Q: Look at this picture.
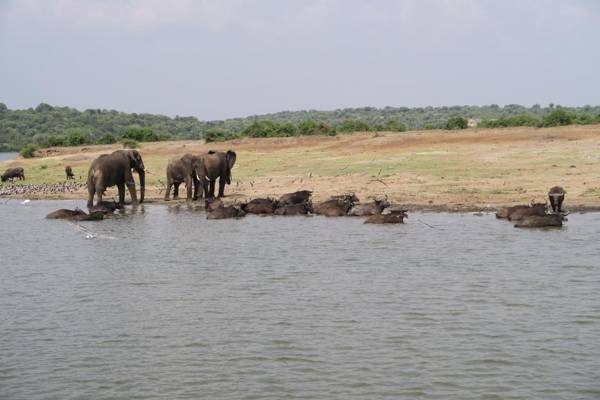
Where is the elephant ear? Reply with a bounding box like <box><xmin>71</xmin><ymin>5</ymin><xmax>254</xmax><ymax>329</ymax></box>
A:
<box><xmin>226</xmin><ymin>150</ymin><xmax>236</xmax><ymax>170</ymax></box>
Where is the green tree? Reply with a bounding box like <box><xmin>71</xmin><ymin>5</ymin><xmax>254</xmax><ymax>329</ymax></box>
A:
<box><xmin>97</xmin><ymin>134</ymin><xmax>117</xmax><ymax>144</ymax></box>
<box><xmin>542</xmin><ymin>109</ymin><xmax>574</xmax><ymax>127</ymax></box>
<box><xmin>20</xmin><ymin>144</ymin><xmax>39</xmax><ymax>158</ymax></box>
<box><xmin>445</xmin><ymin>116</ymin><xmax>468</xmax><ymax>130</ymax></box>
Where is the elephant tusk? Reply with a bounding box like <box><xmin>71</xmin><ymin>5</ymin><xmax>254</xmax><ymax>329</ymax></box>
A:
<box><xmin>196</xmin><ymin>173</ymin><xmax>201</xmax><ymax>181</ymax></box>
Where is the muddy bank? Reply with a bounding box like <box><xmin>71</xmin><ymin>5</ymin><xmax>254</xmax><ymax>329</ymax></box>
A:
<box><xmin>0</xmin><ymin>182</ymin><xmax>87</xmax><ymax>197</ymax></box>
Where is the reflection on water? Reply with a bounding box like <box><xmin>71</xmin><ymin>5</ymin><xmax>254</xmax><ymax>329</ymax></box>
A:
<box><xmin>0</xmin><ymin>152</ymin><xmax>18</xmax><ymax>161</ymax></box>
<box><xmin>1</xmin><ymin>200</ymin><xmax>600</xmax><ymax>399</ymax></box>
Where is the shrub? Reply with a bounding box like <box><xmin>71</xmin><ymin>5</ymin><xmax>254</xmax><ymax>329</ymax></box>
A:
<box><xmin>44</xmin><ymin>135</ymin><xmax>67</xmax><ymax>147</ymax></box>
<box><xmin>20</xmin><ymin>144</ymin><xmax>39</xmax><ymax>158</ymax></box>
<box><xmin>123</xmin><ymin>127</ymin><xmax>157</xmax><ymax>142</ymax></box>
<box><xmin>445</xmin><ymin>116</ymin><xmax>468</xmax><ymax>130</ymax></box>
<box><xmin>298</xmin><ymin>120</ymin><xmax>318</xmax><ymax>135</ymax></box>
<box><xmin>542</xmin><ymin>109</ymin><xmax>574</xmax><ymax>127</ymax></box>
<box><xmin>67</xmin><ymin>131</ymin><xmax>87</xmax><ymax>146</ymax></box>
<box><xmin>97</xmin><ymin>134</ymin><xmax>117</xmax><ymax>144</ymax></box>
<box><xmin>40</xmin><ymin>164</ymin><xmax>48</xmax><ymax>170</ymax></box>
<box><xmin>122</xmin><ymin>139</ymin><xmax>139</xmax><ymax>149</ymax></box>
<box><xmin>338</xmin><ymin>119</ymin><xmax>371</xmax><ymax>132</ymax></box>
<box><xmin>204</xmin><ymin>128</ymin><xmax>236</xmax><ymax>143</ymax></box>
<box><xmin>241</xmin><ymin>120</ymin><xmax>280</xmax><ymax>138</ymax></box>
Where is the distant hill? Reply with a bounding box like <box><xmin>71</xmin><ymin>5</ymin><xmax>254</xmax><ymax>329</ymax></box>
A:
<box><xmin>1</xmin><ymin>102</ymin><xmax>599</xmax><ymax>151</ymax></box>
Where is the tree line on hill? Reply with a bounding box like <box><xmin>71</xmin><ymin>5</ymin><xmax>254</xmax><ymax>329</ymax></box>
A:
<box><xmin>1</xmin><ymin>102</ymin><xmax>599</xmax><ymax>156</ymax></box>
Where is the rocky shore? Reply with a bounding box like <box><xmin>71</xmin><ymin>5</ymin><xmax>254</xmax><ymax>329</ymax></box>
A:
<box><xmin>0</xmin><ymin>182</ymin><xmax>87</xmax><ymax>197</ymax></box>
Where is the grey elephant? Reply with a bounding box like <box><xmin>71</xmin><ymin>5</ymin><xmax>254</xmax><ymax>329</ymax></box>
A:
<box><xmin>203</xmin><ymin>150</ymin><xmax>236</xmax><ymax>198</ymax></box>
<box><xmin>1</xmin><ymin>167</ymin><xmax>25</xmax><ymax>182</ymax></box>
<box><xmin>165</xmin><ymin>154</ymin><xmax>206</xmax><ymax>201</ymax></box>
<box><xmin>87</xmin><ymin>150</ymin><xmax>145</xmax><ymax>208</ymax></box>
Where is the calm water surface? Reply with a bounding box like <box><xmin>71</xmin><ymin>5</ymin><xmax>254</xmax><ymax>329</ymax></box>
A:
<box><xmin>1</xmin><ymin>200</ymin><xmax>599</xmax><ymax>399</ymax></box>
<box><xmin>0</xmin><ymin>152</ymin><xmax>18</xmax><ymax>161</ymax></box>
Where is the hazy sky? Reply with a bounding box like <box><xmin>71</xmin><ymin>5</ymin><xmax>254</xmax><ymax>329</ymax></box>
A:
<box><xmin>1</xmin><ymin>0</ymin><xmax>599</xmax><ymax>120</ymax></box>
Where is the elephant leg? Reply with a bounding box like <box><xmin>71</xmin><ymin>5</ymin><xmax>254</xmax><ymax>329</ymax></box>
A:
<box><xmin>218</xmin><ymin>177</ymin><xmax>225</xmax><ymax>198</ymax></box>
<box><xmin>209</xmin><ymin>180</ymin><xmax>216</xmax><ymax>198</ymax></box>
<box><xmin>87</xmin><ymin>186</ymin><xmax>95</xmax><ymax>207</ymax></box>
<box><xmin>127</xmin><ymin>182</ymin><xmax>138</xmax><ymax>204</ymax></box>
<box><xmin>173</xmin><ymin>183</ymin><xmax>180</xmax><ymax>199</ymax></box>
<box><xmin>164</xmin><ymin>178</ymin><xmax>172</xmax><ymax>201</ymax></box>
<box><xmin>117</xmin><ymin>183</ymin><xmax>126</xmax><ymax>207</ymax></box>
<box><xmin>185</xmin><ymin>177</ymin><xmax>192</xmax><ymax>200</ymax></box>
<box><xmin>192</xmin><ymin>177</ymin><xmax>199</xmax><ymax>200</ymax></box>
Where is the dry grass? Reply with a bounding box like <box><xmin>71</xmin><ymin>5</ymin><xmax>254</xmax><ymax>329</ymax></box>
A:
<box><xmin>3</xmin><ymin>124</ymin><xmax>600</xmax><ymax>208</ymax></box>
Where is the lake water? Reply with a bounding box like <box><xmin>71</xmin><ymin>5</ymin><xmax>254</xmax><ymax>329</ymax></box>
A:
<box><xmin>0</xmin><ymin>152</ymin><xmax>18</xmax><ymax>161</ymax></box>
<box><xmin>1</xmin><ymin>200</ymin><xmax>599</xmax><ymax>399</ymax></box>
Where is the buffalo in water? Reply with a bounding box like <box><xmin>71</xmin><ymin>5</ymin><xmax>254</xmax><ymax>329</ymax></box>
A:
<box><xmin>274</xmin><ymin>202</ymin><xmax>312</xmax><ymax>215</ymax></box>
<box><xmin>514</xmin><ymin>214</ymin><xmax>564</xmax><ymax>228</ymax></box>
<box><xmin>496</xmin><ymin>203</ymin><xmax>547</xmax><ymax>221</ymax></box>
<box><xmin>349</xmin><ymin>198</ymin><xmax>390</xmax><ymax>216</ymax></box>
<box><xmin>365</xmin><ymin>209</ymin><xmax>408</xmax><ymax>224</ymax></box>
<box><xmin>313</xmin><ymin>194</ymin><xmax>359</xmax><ymax>217</ymax></box>
<box><xmin>548</xmin><ymin>186</ymin><xmax>566</xmax><ymax>213</ymax></box>
<box><xmin>242</xmin><ymin>198</ymin><xmax>278</xmax><ymax>214</ymax></box>
<box><xmin>1</xmin><ymin>167</ymin><xmax>25</xmax><ymax>182</ymax></box>
<box><xmin>46</xmin><ymin>208</ymin><xmax>105</xmax><ymax>221</ymax></box>
<box><xmin>278</xmin><ymin>190</ymin><xmax>312</xmax><ymax>206</ymax></box>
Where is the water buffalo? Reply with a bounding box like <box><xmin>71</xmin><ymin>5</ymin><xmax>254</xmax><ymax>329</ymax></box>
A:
<box><xmin>508</xmin><ymin>203</ymin><xmax>547</xmax><ymax>221</ymax></box>
<box><xmin>242</xmin><ymin>198</ymin><xmax>278</xmax><ymax>214</ymax></box>
<box><xmin>514</xmin><ymin>214</ymin><xmax>563</xmax><ymax>228</ymax></box>
<box><xmin>65</xmin><ymin>165</ymin><xmax>75</xmax><ymax>180</ymax></box>
<box><xmin>349</xmin><ymin>199</ymin><xmax>390</xmax><ymax>216</ymax></box>
<box><xmin>314</xmin><ymin>194</ymin><xmax>358</xmax><ymax>217</ymax></box>
<box><xmin>278</xmin><ymin>190</ymin><xmax>312</xmax><ymax>206</ymax></box>
<box><xmin>46</xmin><ymin>208</ymin><xmax>104</xmax><ymax>221</ymax></box>
<box><xmin>1</xmin><ymin>167</ymin><xmax>25</xmax><ymax>182</ymax></box>
<box><xmin>205</xmin><ymin>197</ymin><xmax>224</xmax><ymax>212</ymax></box>
<box><xmin>365</xmin><ymin>209</ymin><xmax>408</xmax><ymax>224</ymax></box>
<box><xmin>206</xmin><ymin>204</ymin><xmax>246</xmax><ymax>220</ymax></box>
<box><xmin>548</xmin><ymin>186</ymin><xmax>566</xmax><ymax>213</ymax></box>
<box><xmin>274</xmin><ymin>202</ymin><xmax>312</xmax><ymax>215</ymax></box>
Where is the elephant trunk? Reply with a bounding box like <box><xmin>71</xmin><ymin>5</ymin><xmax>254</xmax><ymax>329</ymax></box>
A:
<box><xmin>138</xmin><ymin>169</ymin><xmax>145</xmax><ymax>203</ymax></box>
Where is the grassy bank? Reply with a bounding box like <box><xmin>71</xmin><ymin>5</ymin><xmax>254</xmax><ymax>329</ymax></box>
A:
<box><xmin>2</xmin><ymin>125</ymin><xmax>600</xmax><ymax>209</ymax></box>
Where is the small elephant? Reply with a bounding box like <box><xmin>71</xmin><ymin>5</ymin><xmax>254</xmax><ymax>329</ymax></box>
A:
<box><xmin>349</xmin><ymin>199</ymin><xmax>390</xmax><ymax>216</ymax></box>
<box><xmin>514</xmin><ymin>214</ymin><xmax>563</xmax><ymax>228</ymax></box>
<box><xmin>203</xmin><ymin>150</ymin><xmax>236</xmax><ymax>198</ymax></box>
<box><xmin>548</xmin><ymin>186</ymin><xmax>566</xmax><ymax>213</ymax></box>
<box><xmin>1</xmin><ymin>167</ymin><xmax>25</xmax><ymax>182</ymax></box>
<box><xmin>165</xmin><ymin>154</ymin><xmax>206</xmax><ymax>201</ymax></box>
<box><xmin>87</xmin><ymin>150</ymin><xmax>145</xmax><ymax>208</ymax></box>
<box><xmin>242</xmin><ymin>198</ymin><xmax>279</xmax><ymax>214</ymax></box>
<box><xmin>65</xmin><ymin>165</ymin><xmax>75</xmax><ymax>180</ymax></box>
<box><xmin>278</xmin><ymin>190</ymin><xmax>312</xmax><ymax>206</ymax></box>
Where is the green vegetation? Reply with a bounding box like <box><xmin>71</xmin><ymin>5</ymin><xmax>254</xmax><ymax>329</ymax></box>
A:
<box><xmin>121</xmin><ymin>139</ymin><xmax>139</xmax><ymax>149</ymax></box>
<box><xmin>1</xmin><ymin>102</ymin><xmax>600</xmax><ymax>151</ymax></box>
<box><xmin>445</xmin><ymin>116</ymin><xmax>468</xmax><ymax>130</ymax></box>
<box><xmin>19</xmin><ymin>143</ymin><xmax>39</xmax><ymax>158</ymax></box>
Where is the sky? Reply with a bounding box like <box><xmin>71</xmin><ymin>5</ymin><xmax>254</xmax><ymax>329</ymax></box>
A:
<box><xmin>1</xmin><ymin>0</ymin><xmax>599</xmax><ymax>120</ymax></box>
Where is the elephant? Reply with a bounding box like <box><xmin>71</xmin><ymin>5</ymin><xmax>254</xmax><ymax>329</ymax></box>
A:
<box><xmin>278</xmin><ymin>190</ymin><xmax>312</xmax><ymax>206</ymax></box>
<box><xmin>165</xmin><ymin>154</ymin><xmax>206</xmax><ymax>201</ymax></box>
<box><xmin>349</xmin><ymin>199</ymin><xmax>390</xmax><ymax>216</ymax></box>
<box><xmin>274</xmin><ymin>202</ymin><xmax>312</xmax><ymax>215</ymax></box>
<box><xmin>242</xmin><ymin>198</ymin><xmax>278</xmax><ymax>214</ymax></box>
<box><xmin>1</xmin><ymin>167</ymin><xmax>25</xmax><ymax>182</ymax></box>
<box><xmin>87</xmin><ymin>150</ymin><xmax>145</xmax><ymax>208</ymax></box>
<box><xmin>548</xmin><ymin>186</ymin><xmax>566</xmax><ymax>213</ymax></box>
<box><xmin>203</xmin><ymin>150</ymin><xmax>236</xmax><ymax>198</ymax></box>
<box><xmin>46</xmin><ymin>208</ymin><xmax>105</xmax><ymax>221</ymax></box>
<box><xmin>514</xmin><ymin>214</ymin><xmax>563</xmax><ymax>228</ymax></box>
<box><xmin>313</xmin><ymin>194</ymin><xmax>358</xmax><ymax>217</ymax></box>
<box><xmin>364</xmin><ymin>209</ymin><xmax>408</xmax><ymax>224</ymax></box>
<box><xmin>507</xmin><ymin>203</ymin><xmax>547</xmax><ymax>221</ymax></box>
<box><xmin>206</xmin><ymin>204</ymin><xmax>246</xmax><ymax>220</ymax></box>
<box><xmin>65</xmin><ymin>165</ymin><xmax>75</xmax><ymax>180</ymax></box>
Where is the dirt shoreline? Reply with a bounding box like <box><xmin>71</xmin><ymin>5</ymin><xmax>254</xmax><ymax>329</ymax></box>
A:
<box><xmin>2</xmin><ymin>125</ymin><xmax>600</xmax><ymax>209</ymax></box>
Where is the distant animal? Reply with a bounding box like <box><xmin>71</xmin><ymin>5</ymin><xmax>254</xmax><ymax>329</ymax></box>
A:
<box><xmin>165</xmin><ymin>154</ymin><xmax>206</xmax><ymax>201</ymax></box>
<box><xmin>65</xmin><ymin>165</ymin><xmax>75</xmax><ymax>180</ymax></box>
<box><xmin>514</xmin><ymin>214</ymin><xmax>563</xmax><ymax>228</ymax></box>
<box><xmin>364</xmin><ymin>209</ymin><xmax>408</xmax><ymax>224</ymax></box>
<box><xmin>1</xmin><ymin>167</ymin><xmax>25</xmax><ymax>182</ymax></box>
<box><xmin>242</xmin><ymin>198</ymin><xmax>278</xmax><ymax>214</ymax></box>
<box><xmin>274</xmin><ymin>202</ymin><xmax>312</xmax><ymax>215</ymax></box>
<box><xmin>278</xmin><ymin>190</ymin><xmax>312</xmax><ymax>206</ymax></box>
<box><xmin>508</xmin><ymin>203</ymin><xmax>547</xmax><ymax>221</ymax></box>
<box><xmin>349</xmin><ymin>198</ymin><xmax>390</xmax><ymax>216</ymax></box>
<box><xmin>87</xmin><ymin>150</ymin><xmax>145</xmax><ymax>208</ymax></box>
<box><xmin>203</xmin><ymin>150</ymin><xmax>236</xmax><ymax>198</ymax></box>
<box><xmin>206</xmin><ymin>204</ymin><xmax>246</xmax><ymax>220</ymax></box>
<box><xmin>46</xmin><ymin>208</ymin><xmax>105</xmax><ymax>221</ymax></box>
<box><xmin>205</xmin><ymin>197</ymin><xmax>224</xmax><ymax>212</ymax></box>
<box><xmin>313</xmin><ymin>194</ymin><xmax>359</xmax><ymax>217</ymax></box>
<box><xmin>548</xmin><ymin>186</ymin><xmax>566</xmax><ymax>213</ymax></box>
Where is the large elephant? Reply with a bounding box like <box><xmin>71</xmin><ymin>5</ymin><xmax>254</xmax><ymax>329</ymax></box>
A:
<box><xmin>203</xmin><ymin>150</ymin><xmax>236</xmax><ymax>198</ymax></box>
<box><xmin>87</xmin><ymin>150</ymin><xmax>145</xmax><ymax>208</ymax></box>
<box><xmin>165</xmin><ymin>154</ymin><xmax>206</xmax><ymax>201</ymax></box>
